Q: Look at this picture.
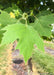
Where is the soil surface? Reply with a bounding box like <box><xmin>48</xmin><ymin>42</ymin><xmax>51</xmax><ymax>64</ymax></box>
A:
<box><xmin>12</xmin><ymin>49</ymin><xmax>33</xmax><ymax>75</ymax></box>
<box><xmin>45</xmin><ymin>47</ymin><xmax>54</xmax><ymax>55</ymax></box>
<box><xmin>11</xmin><ymin>41</ymin><xmax>54</xmax><ymax>75</ymax></box>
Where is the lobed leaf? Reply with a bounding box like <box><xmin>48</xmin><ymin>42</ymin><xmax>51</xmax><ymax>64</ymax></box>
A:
<box><xmin>1</xmin><ymin>22</ymin><xmax>44</xmax><ymax>62</ymax></box>
<box><xmin>0</xmin><ymin>10</ymin><xmax>17</xmax><ymax>29</ymax></box>
<box><xmin>30</xmin><ymin>12</ymin><xmax>54</xmax><ymax>37</ymax></box>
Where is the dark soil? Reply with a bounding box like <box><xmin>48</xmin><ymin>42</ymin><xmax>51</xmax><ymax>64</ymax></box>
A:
<box><xmin>12</xmin><ymin>49</ymin><xmax>32</xmax><ymax>75</ymax></box>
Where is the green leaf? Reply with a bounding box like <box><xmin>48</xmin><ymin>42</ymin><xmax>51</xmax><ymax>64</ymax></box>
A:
<box><xmin>4</xmin><ymin>7</ymin><xmax>13</xmax><ymax>13</ymax></box>
<box><xmin>36</xmin><ymin>10</ymin><xmax>51</xmax><ymax>17</ymax></box>
<box><xmin>4</xmin><ymin>4</ymin><xmax>22</xmax><ymax>14</ymax></box>
<box><xmin>31</xmin><ymin>13</ymin><xmax>54</xmax><ymax>37</ymax></box>
<box><xmin>0</xmin><ymin>5</ymin><xmax>3</xmax><ymax>9</ymax></box>
<box><xmin>0</xmin><ymin>30</ymin><xmax>5</xmax><ymax>43</ymax></box>
<box><xmin>1</xmin><ymin>22</ymin><xmax>44</xmax><ymax>62</ymax></box>
<box><xmin>0</xmin><ymin>10</ymin><xmax>17</xmax><ymax>29</ymax></box>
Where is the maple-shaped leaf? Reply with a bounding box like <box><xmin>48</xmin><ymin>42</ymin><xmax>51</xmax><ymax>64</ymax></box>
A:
<box><xmin>1</xmin><ymin>22</ymin><xmax>44</xmax><ymax>62</ymax></box>
<box><xmin>0</xmin><ymin>10</ymin><xmax>17</xmax><ymax>29</ymax></box>
<box><xmin>31</xmin><ymin>13</ymin><xmax>54</xmax><ymax>37</ymax></box>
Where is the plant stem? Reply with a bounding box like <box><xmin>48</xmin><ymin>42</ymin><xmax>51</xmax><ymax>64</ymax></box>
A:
<box><xmin>25</xmin><ymin>19</ymin><xmax>28</xmax><ymax>27</ymax></box>
<box><xmin>17</xmin><ymin>17</ymin><xmax>22</xmax><ymax>22</ymax></box>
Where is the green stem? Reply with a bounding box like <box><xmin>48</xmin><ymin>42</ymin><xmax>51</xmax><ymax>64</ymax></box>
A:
<box><xmin>17</xmin><ymin>17</ymin><xmax>22</xmax><ymax>22</ymax></box>
<box><xmin>25</xmin><ymin>19</ymin><xmax>28</xmax><ymax>27</ymax></box>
